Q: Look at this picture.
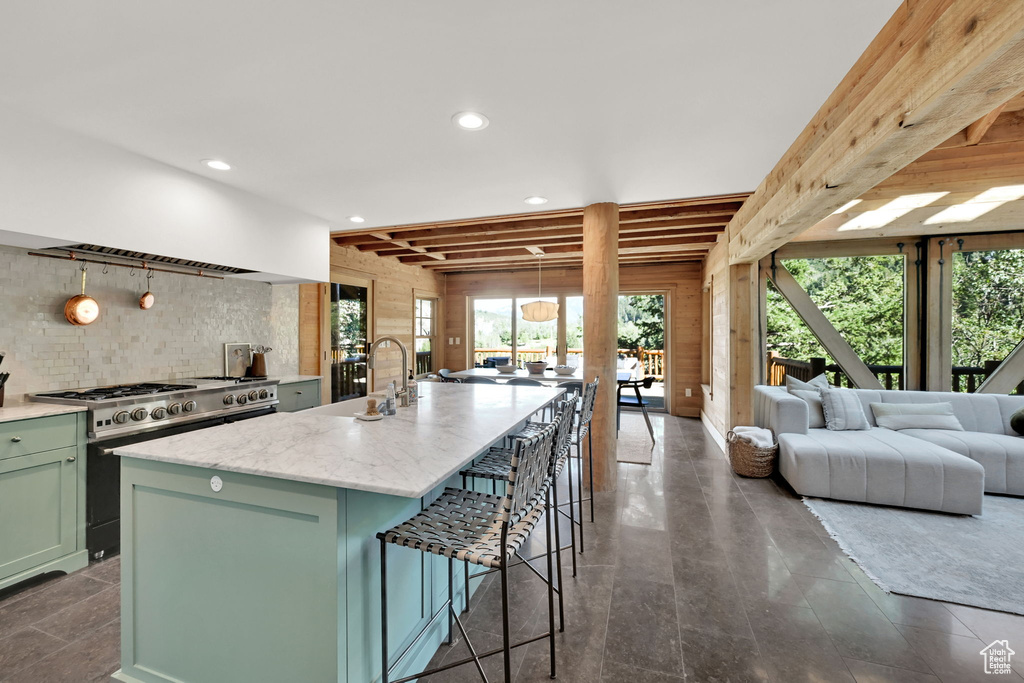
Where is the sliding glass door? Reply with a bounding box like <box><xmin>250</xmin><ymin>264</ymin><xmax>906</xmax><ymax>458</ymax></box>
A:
<box><xmin>473</xmin><ymin>298</ymin><xmax>514</xmax><ymax>367</ymax></box>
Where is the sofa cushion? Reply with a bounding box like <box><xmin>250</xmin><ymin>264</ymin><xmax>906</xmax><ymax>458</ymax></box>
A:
<box><xmin>820</xmin><ymin>387</ymin><xmax>871</xmax><ymax>431</ymax></box>
<box><xmin>785</xmin><ymin>373</ymin><xmax>829</xmax><ymax>392</ymax></box>
<box><xmin>849</xmin><ymin>390</ymin><xmax>1005</xmax><ymax>434</ymax></box>
<box><xmin>778</xmin><ymin>428</ymin><xmax>984</xmax><ymax>515</ymax></box>
<box><xmin>870</xmin><ymin>402</ymin><xmax>964</xmax><ymax>431</ymax></box>
<box><xmin>792</xmin><ymin>390</ymin><xmax>826</xmax><ymax>428</ymax></box>
<box><xmin>900</xmin><ymin>429</ymin><xmax>1024</xmax><ymax>496</ymax></box>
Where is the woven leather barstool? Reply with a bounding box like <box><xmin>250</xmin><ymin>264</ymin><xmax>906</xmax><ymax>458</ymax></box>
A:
<box><xmin>377</xmin><ymin>421</ymin><xmax>560</xmax><ymax>683</ymax></box>
<box><xmin>459</xmin><ymin>395</ymin><xmax>580</xmax><ymax>629</ymax></box>
<box><xmin>574</xmin><ymin>377</ymin><xmax>600</xmax><ymax>525</ymax></box>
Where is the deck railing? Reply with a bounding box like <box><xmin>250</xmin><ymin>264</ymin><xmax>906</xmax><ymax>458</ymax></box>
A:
<box><xmin>767</xmin><ymin>353</ymin><xmax>1021</xmax><ymax>394</ymax></box>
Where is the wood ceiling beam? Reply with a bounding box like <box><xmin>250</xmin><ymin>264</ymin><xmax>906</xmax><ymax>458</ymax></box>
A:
<box><xmin>397</xmin><ymin>235</ymin><xmax>717</xmax><ymax>265</ymax></box>
<box><xmin>728</xmin><ymin>0</ymin><xmax>1024</xmax><ymax>264</ymax></box>
<box><xmin>366</xmin><ymin>225</ymin><xmax>726</xmax><ymax>256</ymax></box>
<box><xmin>426</xmin><ymin>254</ymin><xmax>706</xmax><ymax>273</ymax></box>
<box><xmin>334</xmin><ymin>208</ymin><xmax>737</xmax><ymax>247</ymax></box>
<box><xmin>964</xmin><ymin>103</ymin><xmax>1009</xmax><ymax>145</ymax></box>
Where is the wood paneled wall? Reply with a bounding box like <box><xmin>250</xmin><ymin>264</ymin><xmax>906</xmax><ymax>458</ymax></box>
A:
<box><xmin>299</xmin><ymin>243</ymin><xmax>444</xmax><ymax>394</ymax></box>
<box><xmin>442</xmin><ymin>263</ymin><xmax>703</xmax><ymax>418</ymax></box>
<box><xmin>701</xmin><ymin>242</ymin><xmax>730</xmax><ymax>440</ymax></box>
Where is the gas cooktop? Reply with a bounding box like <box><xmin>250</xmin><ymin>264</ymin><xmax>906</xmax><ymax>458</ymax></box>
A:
<box><xmin>35</xmin><ymin>383</ymin><xmax>197</xmax><ymax>401</ymax></box>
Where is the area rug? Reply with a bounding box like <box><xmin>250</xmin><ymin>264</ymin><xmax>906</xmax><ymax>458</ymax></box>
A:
<box><xmin>804</xmin><ymin>496</ymin><xmax>1024</xmax><ymax>615</ymax></box>
<box><xmin>616</xmin><ymin>412</ymin><xmax>658</xmax><ymax>465</ymax></box>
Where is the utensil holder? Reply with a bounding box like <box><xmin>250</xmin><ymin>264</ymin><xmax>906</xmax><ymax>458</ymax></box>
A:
<box><xmin>250</xmin><ymin>353</ymin><xmax>268</xmax><ymax>378</ymax></box>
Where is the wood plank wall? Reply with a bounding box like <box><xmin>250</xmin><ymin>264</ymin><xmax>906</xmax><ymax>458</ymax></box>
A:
<box><xmin>298</xmin><ymin>244</ymin><xmax>444</xmax><ymax>393</ymax></box>
<box><xmin>701</xmin><ymin>242</ymin><xmax>730</xmax><ymax>439</ymax></box>
<box><xmin>442</xmin><ymin>263</ymin><xmax>703</xmax><ymax>418</ymax></box>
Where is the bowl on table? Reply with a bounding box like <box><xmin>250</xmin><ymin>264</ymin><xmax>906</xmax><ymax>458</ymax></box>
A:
<box><xmin>496</xmin><ymin>364</ymin><xmax>517</xmax><ymax>374</ymax></box>
<box><xmin>525</xmin><ymin>361</ymin><xmax>549</xmax><ymax>375</ymax></box>
<box><xmin>553</xmin><ymin>365</ymin><xmax>576</xmax><ymax>376</ymax></box>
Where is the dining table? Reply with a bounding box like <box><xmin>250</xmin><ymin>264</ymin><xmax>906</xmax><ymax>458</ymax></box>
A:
<box><xmin>448</xmin><ymin>367</ymin><xmax>634</xmax><ymax>384</ymax></box>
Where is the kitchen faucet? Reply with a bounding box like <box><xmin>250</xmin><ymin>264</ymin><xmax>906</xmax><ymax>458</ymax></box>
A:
<box><xmin>367</xmin><ymin>336</ymin><xmax>410</xmax><ymax>407</ymax></box>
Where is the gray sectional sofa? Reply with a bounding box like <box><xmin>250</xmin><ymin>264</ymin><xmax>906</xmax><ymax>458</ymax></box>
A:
<box><xmin>754</xmin><ymin>385</ymin><xmax>1024</xmax><ymax>515</ymax></box>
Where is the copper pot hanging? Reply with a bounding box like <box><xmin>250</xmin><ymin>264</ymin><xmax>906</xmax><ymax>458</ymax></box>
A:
<box><xmin>64</xmin><ymin>266</ymin><xmax>100</xmax><ymax>326</ymax></box>
<box><xmin>139</xmin><ymin>269</ymin><xmax>155</xmax><ymax>310</ymax></box>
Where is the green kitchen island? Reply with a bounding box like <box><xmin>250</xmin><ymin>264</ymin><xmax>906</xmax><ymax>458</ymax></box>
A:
<box><xmin>111</xmin><ymin>382</ymin><xmax>562</xmax><ymax>683</ymax></box>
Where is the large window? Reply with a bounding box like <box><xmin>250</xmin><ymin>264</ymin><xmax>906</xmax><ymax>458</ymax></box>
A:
<box><xmin>415</xmin><ymin>298</ymin><xmax>436</xmax><ymax>377</ymax></box>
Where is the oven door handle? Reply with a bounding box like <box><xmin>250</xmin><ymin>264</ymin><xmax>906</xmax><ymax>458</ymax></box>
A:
<box><xmin>96</xmin><ymin>447</ymin><xmax>117</xmax><ymax>457</ymax></box>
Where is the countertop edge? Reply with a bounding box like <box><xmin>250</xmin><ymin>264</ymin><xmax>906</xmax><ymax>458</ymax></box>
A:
<box><xmin>0</xmin><ymin>403</ymin><xmax>88</xmax><ymax>423</ymax></box>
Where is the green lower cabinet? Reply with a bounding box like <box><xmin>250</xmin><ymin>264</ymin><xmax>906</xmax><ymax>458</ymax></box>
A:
<box><xmin>114</xmin><ymin>458</ymin><xmax>477</xmax><ymax>683</ymax></box>
<box><xmin>276</xmin><ymin>379</ymin><xmax>322</xmax><ymax>412</ymax></box>
<box><xmin>0</xmin><ymin>413</ymin><xmax>88</xmax><ymax>591</ymax></box>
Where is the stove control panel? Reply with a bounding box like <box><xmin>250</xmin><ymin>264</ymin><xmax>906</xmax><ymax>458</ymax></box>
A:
<box><xmin>78</xmin><ymin>384</ymin><xmax>277</xmax><ymax>438</ymax></box>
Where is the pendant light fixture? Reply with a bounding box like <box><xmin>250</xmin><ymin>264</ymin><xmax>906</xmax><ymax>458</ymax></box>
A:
<box><xmin>64</xmin><ymin>265</ymin><xmax>100</xmax><ymax>326</ymax></box>
<box><xmin>520</xmin><ymin>255</ymin><xmax>558</xmax><ymax>322</ymax></box>
<box><xmin>139</xmin><ymin>269</ymin><xmax>155</xmax><ymax>310</ymax></box>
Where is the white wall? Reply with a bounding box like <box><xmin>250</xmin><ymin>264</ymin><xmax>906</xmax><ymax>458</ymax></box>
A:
<box><xmin>0</xmin><ymin>107</ymin><xmax>329</xmax><ymax>283</ymax></box>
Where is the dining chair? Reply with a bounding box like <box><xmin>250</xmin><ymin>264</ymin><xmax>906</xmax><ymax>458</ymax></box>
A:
<box><xmin>506</xmin><ymin>378</ymin><xmax>543</xmax><ymax>387</ymax></box>
<box><xmin>462</xmin><ymin>376</ymin><xmax>499</xmax><ymax>385</ymax></box>
<box><xmin>439</xmin><ymin>368</ymin><xmax>461</xmax><ymax>383</ymax></box>
<box><xmin>617</xmin><ymin>376</ymin><xmax>656</xmax><ymax>442</ymax></box>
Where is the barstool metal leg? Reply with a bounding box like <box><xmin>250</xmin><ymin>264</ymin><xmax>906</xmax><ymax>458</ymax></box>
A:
<box><xmin>380</xmin><ymin>538</ymin><xmax>389</xmax><ymax>683</ymax></box>
<box><xmin>447</xmin><ymin>557</ymin><xmax>454</xmax><ymax>645</ymax></box>
<box><xmin>588</xmin><ymin>431</ymin><xmax>595</xmax><ymax>522</ymax></box>
<box><xmin>545</xmin><ymin>488</ymin><xmax>557</xmax><ymax>679</ymax></box>
<box><xmin>550</xmin><ymin>480</ymin><xmax>565</xmax><ymax>632</ymax></box>
<box><xmin>576</xmin><ymin>439</ymin><xmax>585</xmax><ymax>553</ymax></box>
<box><xmin>565</xmin><ymin>455</ymin><xmax>578</xmax><ymax>576</ymax></box>
<box><xmin>463</xmin><ymin>559</ymin><xmax>471</xmax><ymax>612</ymax></box>
<box><xmin>500</xmin><ymin>562</ymin><xmax>512</xmax><ymax>683</ymax></box>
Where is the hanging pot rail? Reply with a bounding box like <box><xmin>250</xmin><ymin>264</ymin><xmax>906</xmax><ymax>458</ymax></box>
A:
<box><xmin>27</xmin><ymin>251</ymin><xmax>225</xmax><ymax>280</ymax></box>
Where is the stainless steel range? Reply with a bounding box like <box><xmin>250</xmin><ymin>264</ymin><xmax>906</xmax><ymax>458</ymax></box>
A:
<box><xmin>30</xmin><ymin>377</ymin><xmax>279</xmax><ymax>558</ymax></box>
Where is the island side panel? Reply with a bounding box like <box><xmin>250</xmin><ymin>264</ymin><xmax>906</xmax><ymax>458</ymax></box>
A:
<box><xmin>115</xmin><ymin>458</ymin><xmax>342</xmax><ymax>683</ymax></box>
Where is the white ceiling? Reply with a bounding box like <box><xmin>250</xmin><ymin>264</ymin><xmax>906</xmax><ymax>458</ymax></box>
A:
<box><xmin>0</xmin><ymin>1</ymin><xmax>900</xmax><ymax>232</ymax></box>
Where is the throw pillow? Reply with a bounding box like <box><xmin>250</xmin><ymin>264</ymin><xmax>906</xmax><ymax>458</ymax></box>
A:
<box><xmin>1009</xmin><ymin>407</ymin><xmax>1024</xmax><ymax>435</ymax></box>
<box><xmin>785</xmin><ymin>373</ymin><xmax>829</xmax><ymax>392</ymax></box>
<box><xmin>818</xmin><ymin>387</ymin><xmax>870</xmax><ymax>431</ymax></box>
<box><xmin>791</xmin><ymin>389</ymin><xmax>826</xmax><ymax>429</ymax></box>
<box><xmin>870</xmin><ymin>402</ymin><xmax>965</xmax><ymax>431</ymax></box>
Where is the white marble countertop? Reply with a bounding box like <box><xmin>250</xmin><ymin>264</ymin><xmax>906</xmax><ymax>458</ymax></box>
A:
<box><xmin>114</xmin><ymin>382</ymin><xmax>562</xmax><ymax>498</ymax></box>
<box><xmin>272</xmin><ymin>375</ymin><xmax>323</xmax><ymax>385</ymax></box>
<box><xmin>0</xmin><ymin>402</ymin><xmax>86</xmax><ymax>424</ymax></box>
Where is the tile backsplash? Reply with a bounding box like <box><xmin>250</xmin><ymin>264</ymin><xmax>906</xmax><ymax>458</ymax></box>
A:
<box><xmin>0</xmin><ymin>244</ymin><xmax>299</xmax><ymax>402</ymax></box>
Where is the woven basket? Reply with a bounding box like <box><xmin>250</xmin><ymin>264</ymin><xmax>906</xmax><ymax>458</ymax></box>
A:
<box><xmin>727</xmin><ymin>429</ymin><xmax>777</xmax><ymax>478</ymax></box>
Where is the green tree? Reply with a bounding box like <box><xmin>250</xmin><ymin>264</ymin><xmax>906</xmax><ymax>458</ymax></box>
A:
<box><xmin>617</xmin><ymin>295</ymin><xmax>664</xmax><ymax>350</ymax></box>
<box><xmin>952</xmin><ymin>249</ymin><xmax>1024</xmax><ymax>367</ymax></box>
<box><xmin>766</xmin><ymin>256</ymin><xmax>904</xmax><ymax>366</ymax></box>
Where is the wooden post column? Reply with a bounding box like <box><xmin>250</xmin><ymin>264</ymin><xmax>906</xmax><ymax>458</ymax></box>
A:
<box><xmin>582</xmin><ymin>202</ymin><xmax>619</xmax><ymax>492</ymax></box>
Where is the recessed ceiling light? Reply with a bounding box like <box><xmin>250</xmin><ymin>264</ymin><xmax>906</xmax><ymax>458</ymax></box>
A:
<box><xmin>524</xmin><ymin>196</ymin><xmax>548</xmax><ymax>205</ymax></box>
<box><xmin>452</xmin><ymin>112</ymin><xmax>489</xmax><ymax>131</ymax></box>
<box><xmin>202</xmin><ymin>159</ymin><xmax>231</xmax><ymax>171</ymax></box>
<box><xmin>348</xmin><ymin>216</ymin><xmax>365</xmax><ymax>223</ymax></box>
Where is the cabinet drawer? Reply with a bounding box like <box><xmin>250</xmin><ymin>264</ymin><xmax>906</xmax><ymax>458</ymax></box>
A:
<box><xmin>277</xmin><ymin>381</ymin><xmax>321</xmax><ymax>413</ymax></box>
<box><xmin>0</xmin><ymin>414</ymin><xmax>80</xmax><ymax>460</ymax></box>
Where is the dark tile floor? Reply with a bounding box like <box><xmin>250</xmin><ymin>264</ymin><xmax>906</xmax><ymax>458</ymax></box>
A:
<box><xmin>1</xmin><ymin>413</ymin><xmax>1022</xmax><ymax>682</ymax></box>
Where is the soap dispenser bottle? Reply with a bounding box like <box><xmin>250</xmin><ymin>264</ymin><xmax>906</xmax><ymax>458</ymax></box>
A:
<box><xmin>407</xmin><ymin>371</ymin><xmax>418</xmax><ymax>404</ymax></box>
<box><xmin>385</xmin><ymin>383</ymin><xmax>397</xmax><ymax>415</ymax></box>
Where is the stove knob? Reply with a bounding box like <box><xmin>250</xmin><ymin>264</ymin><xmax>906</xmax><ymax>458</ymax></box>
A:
<box><xmin>151</xmin><ymin>407</ymin><xmax>167</xmax><ymax>420</ymax></box>
<box><xmin>223</xmin><ymin>394</ymin><xmax>235</xmax><ymax>406</ymax></box>
<box><xmin>237</xmin><ymin>393</ymin><xmax>248</xmax><ymax>405</ymax></box>
<box><xmin>131</xmin><ymin>408</ymin><xmax>149</xmax><ymax>422</ymax></box>
<box><xmin>248</xmin><ymin>390</ymin><xmax>259</xmax><ymax>402</ymax></box>
<box><xmin>113</xmin><ymin>410</ymin><xmax>130</xmax><ymax>424</ymax></box>
<box><xmin>183</xmin><ymin>400</ymin><xmax>197</xmax><ymax>413</ymax></box>
<box><xmin>167</xmin><ymin>402</ymin><xmax>182</xmax><ymax>415</ymax></box>
<box><xmin>259</xmin><ymin>389</ymin><xmax>269</xmax><ymax>399</ymax></box>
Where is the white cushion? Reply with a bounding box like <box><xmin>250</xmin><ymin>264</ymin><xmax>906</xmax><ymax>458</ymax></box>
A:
<box><xmin>819</xmin><ymin>387</ymin><xmax>870</xmax><ymax>431</ymax></box>
<box><xmin>785</xmin><ymin>373</ymin><xmax>829</xmax><ymax>392</ymax></box>
<box><xmin>778</xmin><ymin>428</ymin><xmax>984</xmax><ymax>515</ymax></box>
<box><xmin>901</xmin><ymin>429</ymin><xmax>1024</xmax><ymax>495</ymax></box>
<box><xmin>870</xmin><ymin>402</ymin><xmax>964</xmax><ymax>431</ymax></box>
<box><xmin>791</xmin><ymin>389</ymin><xmax>826</xmax><ymax>429</ymax></box>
